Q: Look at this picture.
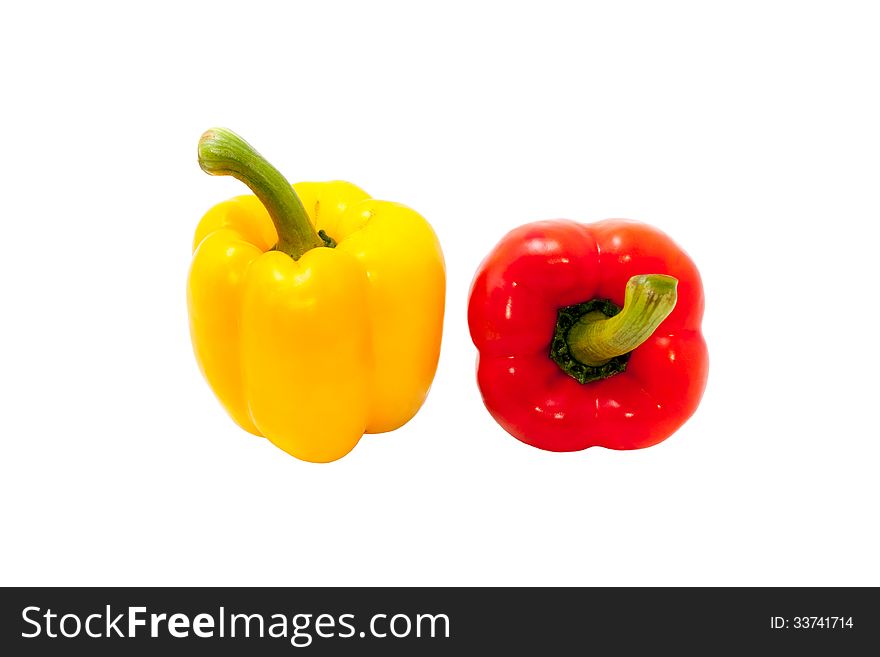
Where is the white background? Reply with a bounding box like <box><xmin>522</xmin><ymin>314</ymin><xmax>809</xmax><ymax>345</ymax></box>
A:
<box><xmin>2</xmin><ymin>1</ymin><xmax>878</xmax><ymax>587</ymax></box>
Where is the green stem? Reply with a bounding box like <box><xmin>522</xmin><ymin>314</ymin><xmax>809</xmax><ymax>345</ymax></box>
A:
<box><xmin>567</xmin><ymin>274</ymin><xmax>678</xmax><ymax>366</ymax></box>
<box><xmin>198</xmin><ymin>128</ymin><xmax>323</xmax><ymax>259</ymax></box>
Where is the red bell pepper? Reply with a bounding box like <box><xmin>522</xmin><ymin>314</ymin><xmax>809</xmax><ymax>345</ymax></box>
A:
<box><xmin>467</xmin><ymin>219</ymin><xmax>708</xmax><ymax>452</ymax></box>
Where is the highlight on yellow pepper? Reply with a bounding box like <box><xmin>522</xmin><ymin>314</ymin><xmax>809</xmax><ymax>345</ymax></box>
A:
<box><xmin>188</xmin><ymin>128</ymin><xmax>446</xmax><ymax>463</ymax></box>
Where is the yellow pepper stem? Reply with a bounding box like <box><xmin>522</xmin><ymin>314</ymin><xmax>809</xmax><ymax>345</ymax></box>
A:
<box><xmin>567</xmin><ymin>274</ymin><xmax>678</xmax><ymax>366</ymax></box>
<box><xmin>197</xmin><ymin>128</ymin><xmax>324</xmax><ymax>259</ymax></box>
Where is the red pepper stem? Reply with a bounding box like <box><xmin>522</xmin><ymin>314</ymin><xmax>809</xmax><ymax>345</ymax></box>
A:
<box><xmin>197</xmin><ymin>128</ymin><xmax>323</xmax><ymax>259</ymax></box>
<box><xmin>568</xmin><ymin>275</ymin><xmax>678</xmax><ymax>366</ymax></box>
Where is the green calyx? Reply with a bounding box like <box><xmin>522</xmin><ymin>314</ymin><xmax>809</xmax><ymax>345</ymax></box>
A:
<box><xmin>549</xmin><ymin>274</ymin><xmax>678</xmax><ymax>384</ymax></box>
<box><xmin>198</xmin><ymin>127</ymin><xmax>328</xmax><ymax>260</ymax></box>
<box><xmin>549</xmin><ymin>299</ymin><xmax>630</xmax><ymax>384</ymax></box>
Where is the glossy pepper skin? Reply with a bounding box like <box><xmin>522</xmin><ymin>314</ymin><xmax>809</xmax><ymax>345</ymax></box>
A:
<box><xmin>189</xmin><ymin>130</ymin><xmax>445</xmax><ymax>463</ymax></box>
<box><xmin>467</xmin><ymin>219</ymin><xmax>708</xmax><ymax>452</ymax></box>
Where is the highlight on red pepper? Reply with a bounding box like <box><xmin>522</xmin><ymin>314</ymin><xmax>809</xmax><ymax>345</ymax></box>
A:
<box><xmin>467</xmin><ymin>219</ymin><xmax>708</xmax><ymax>452</ymax></box>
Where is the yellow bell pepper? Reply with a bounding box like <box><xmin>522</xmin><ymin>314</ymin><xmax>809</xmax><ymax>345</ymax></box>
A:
<box><xmin>188</xmin><ymin>128</ymin><xmax>445</xmax><ymax>463</ymax></box>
